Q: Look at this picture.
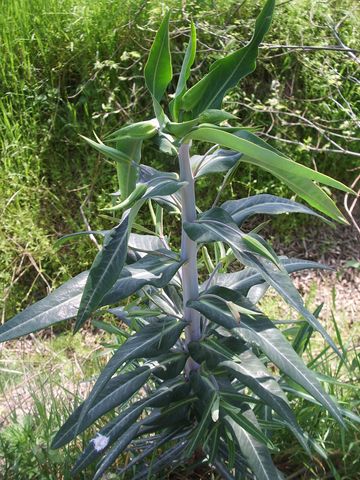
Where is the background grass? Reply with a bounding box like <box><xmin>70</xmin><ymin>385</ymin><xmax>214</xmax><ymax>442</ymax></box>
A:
<box><xmin>1</xmin><ymin>0</ymin><xmax>359</xmax><ymax>478</ymax></box>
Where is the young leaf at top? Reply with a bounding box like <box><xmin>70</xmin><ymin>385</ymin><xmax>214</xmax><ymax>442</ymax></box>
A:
<box><xmin>144</xmin><ymin>11</ymin><xmax>172</xmax><ymax>103</ymax></box>
<box><xmin>180</xmin><ymin>0</ymin><xmax>275</xmax><ymax>117</ymax></box>
<box><xmin>169</xmin><ymin>21</ymin><xmax>196</xmax><ymax>121</ymax></box>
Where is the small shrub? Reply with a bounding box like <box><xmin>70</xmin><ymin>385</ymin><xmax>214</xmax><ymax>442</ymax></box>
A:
<box><xmin>0</xmin><ymin>1</ymin><xmax>355</xmax><ymax>478</ymax></box>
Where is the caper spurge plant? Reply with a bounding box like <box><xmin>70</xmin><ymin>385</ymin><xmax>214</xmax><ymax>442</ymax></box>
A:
<box><xmin>1</xmin><ymin>1</ymin><xmax>355</xmax><ymax>478</ymax></box>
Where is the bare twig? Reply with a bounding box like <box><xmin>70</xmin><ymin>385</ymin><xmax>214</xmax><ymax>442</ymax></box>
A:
<box><xmin>330</xmin><ymin>15</ymin><xmax>360</xmax><ymax>65</ymax></box>
<box><xmin>260</xmin><ymin>43</ymin><xmax>360</xmax><ymax>53</ymax></box>
<box><xmin>344</xmin><ymin>174</ymin><xmax>360</xmax><ymax>237</ymax></box>
<box><xmin>79</xmin><ymin>204</ymin><xmax>101</xmax><ymax>251</ymax></box>
<box><xmin>261</xmin><ymin>133</ymin><xmax>360</xmax><ymax>158</ymax></box>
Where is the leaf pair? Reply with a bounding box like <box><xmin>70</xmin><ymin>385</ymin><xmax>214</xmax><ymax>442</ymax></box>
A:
<box><xmin>185</xmin><ymin>127</ymin><xmax>353</xmax><ymax>223</ymax></box>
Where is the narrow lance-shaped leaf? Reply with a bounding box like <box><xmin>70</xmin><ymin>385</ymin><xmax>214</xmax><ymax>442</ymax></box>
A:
<box><xmin>184</xmin><ymin>207</ymin><xmax>280</xmax><ymax>266</ymax></box>
<box><xmin>189</xmin><ymin>295</ymin><xmax>344</xmax><ymax>427</ymax></box>
<box><xmin>116</xmin><ymin>428</ymin><xmax>182</xmax><ymax>477</ymax></box>
<box><xmin>214</xmin><ymin>257</ymin><xmax>332</xmax><ymax>295</ymax></box>
<box><xmin>0</xmin><ymin>271</ymin><xmax>88</xmax><ymax>343</ymax></box>
<box><xmin>71</xmin><ymin>402</ymin><xmax>145</xmax><ymax>475</ymax></box>
<box><xmin>222</xmin><ymin>193</ymin><xmax>328</xmax><ymax>226</ymax></box>
<box><xmin>52</xmin><ymin>367</ymin><xmax>151</xmax><ymax>449</ymax></box>
<box><xmin>76</xmin><ymin>318</ymin><xmax>187</xmax><ymax>434</ymax></box>
<box><xmin>169</xmin><ymin>21</ymin><xmax>196</xmax><ymax>121</ymax></box>
<box><xmin>187</xmin><ymin>391</ymin><xmax>218</xmax><ymax>456</ymax></box>
<box><xmin>236</xmin><ymin>252</ymin><xmax>341</xmax><ymax>356</ymax></box>
<box><xmin>100</xmin><ymin>250</ymin><xmax>184</xmax><ymax>306</ymax></box>
<box><xmin>192</xmin><ymin>148</ymin><xmax>242</xmax><ymax>178</ymax></box>
<box><xmin>144</xmin><ymin>11</ymin><xmax>172</xmax><ymax>102</ymax></box>
<box><xmin>225</xmin><ymin>408</ymin><xmax>282</xmax><ymax>480</ymax></box>
<box><xmin>180</xmin><ymin>0</ymin><xmax>275</xmax><ymax>116</ymax></box>
<box><xmin>93</xmin><ymin>423</ymin><xmax>141</xmax><ymax>480</ymax></box>
<box><xmin>75</xmin><ymin>215</ymin><xmax>129</xmax><ymax>332</ymax></box>
<box><xmin>219</xmin><ymin>353</ymin><xmax>310</xmax><ymax>452</ymax></box>
<box><xmin>81</xmin><ymin>135</ymin><xmax>143</xmax><ymax>201</ymax></box>
<box><xmin>115</xmin><ymin>136</ymin><xmax>143</xmax><ymax>200</ymax></box>
<box><xmin>185</xmin><ymin>209</ymin><xmax>339</xmax><ymax>353</ymax></box>
<box><xmin>105</xmin><ymin>119</ymin><xmax>158</xmax><ymax>142</ymax></box>
<box><xmin>72</xmin><ymin>378</ymin><xmax>190</xmax><ymax>475</ymax></box>
<box><xmin>185</xmin><ymin>127</ymin><xmax>353</xmax><ymax>222</ymax></box>
<box><xmin>222</xmin><ymin>401</ymin><xmax>272</xmax><ymax>446</ymax></box>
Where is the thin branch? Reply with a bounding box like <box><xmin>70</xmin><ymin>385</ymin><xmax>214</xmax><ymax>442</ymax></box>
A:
<box><xmin>330</xmin><ymin>15</ymin><xmax>360</xmax><ymax>65</ymax></box>
<box><xmin>260</xmin><ymin>43</ymin><xmax>360</xmax><ymax>53</ymax></box>
<box><xmin>261</xmin><ymin>133</ymin><xmax>360</xmax><ymax>158</ymax></box>
<box><xmin>80</xmin><ymin>204</ymin><xmax>101</xmax><ymax>251</ymax></box>
<box><xmin>344</xmin><ymin>174</ymin><xmax>360</xmax><ymax>237</ymax></box>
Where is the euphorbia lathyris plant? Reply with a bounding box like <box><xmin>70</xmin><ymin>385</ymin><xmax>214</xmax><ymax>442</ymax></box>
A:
<box><xmin>1</xmin><ymin>1</ymin><xmax>355</xmax><ymax>478</ymax></box>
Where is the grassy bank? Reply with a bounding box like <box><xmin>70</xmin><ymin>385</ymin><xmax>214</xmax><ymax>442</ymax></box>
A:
<box><xmin>1</xmin><ymin>0</ymin><xmax>359</xmax><ymax>318</ymax></box>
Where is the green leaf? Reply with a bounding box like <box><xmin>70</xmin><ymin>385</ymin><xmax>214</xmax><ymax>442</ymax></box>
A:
<box><xmin>187</xmin><ymin>391</ymin><xmax>218</xmax><ymax>456</ymax></box>
<box><xmin>132</xmin><ymin>440</ymin><xmax>188</xmax><ymax>480</ymax></box>
<box><xmin>181</xmin><ymin>0</ymin><xmax>275</xmax><ymax>116</ymax></box>
<box><xmin>222</xmin><ymin>401</ymin><xmax>271</xmax><ymax>446</ymax></box>
<box><xmin>198</xmin><ymin>109</ymin><xmax>238</xmax><ymax>124</ymax></box>
<box><xmin>75</xmin><ymin>215</ymin><xmax>130</xmax><ymax>332</ymax></box>
<box><xmin>52</xmin><ymin>367</ymin><xmax>151</xmax><ymax>448</ymax></box>
<box><xmin>152</xmin><ymin>131</ymin><xmax>177</xmax><ymax>155</ymax></box>
<box><xmin>138</xmin><ymin>165</ymin><xmax>182</xmax><ymax>211</ymax></box>
<box><xmin>191</xmin><ymin>148</ymin><xmax>242</xmax><ymax>178</ymax></box>
<box><xmin>165</xmin><ymin>118</ymin><xmax>199</xmax><ymax>137</ymax></box>
<box><xmin>225</xmin><ymin>408</ymin><xmax>281</xmax><ymax>480</ymax></box>
<box><xmin>0</xmin><ymin>271</ymin><xmax>88</xmax><ymax>343</ymax></box>
<box><xmin>169</xmin><ymin>21</ymin><xmax>196</xmax><ymax>121</ymax></box>
<box><xmin>100</xmin><ymin>249</ymin><xmax>183</xmax><ymax>306</ymax></box>
<box><xmin>102</xmin><ymin>183</ymin><xmax>148</xmax><ymax>212</ymax></box>
<box><xmin>185</xmin><ymin>127</ymin><xmax>353</xmax><ymax>222</ymax></box>
<box><xmin>54</xmin><ymin>230</ymin><xmax>109</xmax><ymax>248</ymax></box>
<box><xmin>81</xmin><ymin>135</ymin><xmax>143</xmax><ymax>200</ymax></box>
<box><xmin>116</xmin><ymin>428</ymin><xmax>182</xmax><ymax>477</ymax></box>
<box><xmin>234</xmin><ymin>253</ymin><xmax>340</xmax><ymax>355</ymax></box>
<box><xmin>184</xmin><ymin>207</ymin><xmax>279</xmax><ymax>266</ymax></box>
<box><xmin>222</xmin><ymin>194</ymin><xmax>328</xmax><ymax>226</ymax></box>
<box><xmin>185</xmin><ymin>209</ymin><xmax>339</xmax><ymax>353</ymax></box>
<box><xmin>71</xmin><ymin>402</ymin><xmax>145</xmax><ymax>475</ymax></box>
<box><xmin>205</xmin><ymin>423</ymin><xmax>221</xmax><ymax>464</ymax></box>
<box><xmin>72</xmin><ymin>379</ymin><xmax>190</xmax><ymax>475</ymax></box>
<box><xmin>141</xmin><ymin>176</ymin><xmax>186</xmax><ymax>201</ymax></box>
<box><xmin>152</xmin><ymin>352</ymin><xmax>188</xmax><ymax>380</ymax></box>
<box><xmin>220</xmin><ymin>352</ymin><xmax>310</xmax><ymax>452</ymax></box>
<box><xmin>105</xmin><ymin>119</ymin><xmax>158</xmax><ymax>141</ymax></box>
<box><xmin>215</xmin><ymin>258</ymin><xmax>331</xmax><ymax>295</ymax></box>
<box><xmin>76</xmin><ymin>318</ymin><xmax>187</xmax><ymax>433</ymax></box>
<box><xmin>93</xmin><ymin>423</ymin><xmax>141</xmax><ymax>480</ymax></box>
<box><xmin>115</xmin><ymin>136</ymin><xmax>143</xmax><ymax>200</ymax></box>
<box><xmin>192</xmin><ymin>297</ymin><xmax>344</xmax><ymax>426</ymax></box>
<box><xmin>128</xmin><ymin>232</ymin><xmax>164</xmax><ymax>254</ymax></box>
<box><xmin>144</xmin><ymin>11</ymin><xmax>172</xmax><ymax>102</ymax></box>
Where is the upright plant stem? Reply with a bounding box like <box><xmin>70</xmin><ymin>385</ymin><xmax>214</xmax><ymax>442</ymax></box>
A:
<box><xmin>178</xmin><ymin>142</ymin><xmax>201</xmax><ymax>358</ymax></box>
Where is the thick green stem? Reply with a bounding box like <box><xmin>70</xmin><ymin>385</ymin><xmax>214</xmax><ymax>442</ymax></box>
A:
<box><xmin>178</xmin><ymin>142</ymin><xmax>201</xmax><ymax>357</ymax></box>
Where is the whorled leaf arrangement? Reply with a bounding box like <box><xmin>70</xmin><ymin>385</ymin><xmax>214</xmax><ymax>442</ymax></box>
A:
<box><xmin>1</xmin><ymin>1</ymin><xmax>356</xmax><ymax>478</ymax></box>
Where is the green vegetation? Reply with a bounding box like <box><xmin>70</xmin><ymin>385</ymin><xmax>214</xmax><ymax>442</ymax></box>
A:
<box><xmin>1</xmin><ymin>301</ymin><xmax>359</xmax><ymax>479</ymax></box>
<box><xmin>1</xmin><ymin>0</ymin><xmax>359</xmax><ymax>317</ymax></box>
<box><xmin>1</xmin><ymin>0</ymin><xmax>359</xmax><ymax>478</ymax></box>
